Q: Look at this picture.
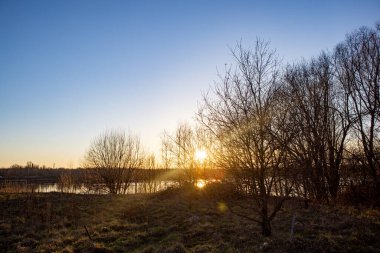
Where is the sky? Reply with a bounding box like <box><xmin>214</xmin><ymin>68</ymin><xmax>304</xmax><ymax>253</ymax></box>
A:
<box><xmin>0</xmin><ymin>0</ymin><xmax>379</xmax><ymax>168</ymax></box>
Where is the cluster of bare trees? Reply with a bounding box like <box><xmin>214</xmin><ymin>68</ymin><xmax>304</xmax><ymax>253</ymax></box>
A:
<box><xmin>160</xmin><ymin>123</ymin><xmax>213</xmax><ymax>185</ymax></box>
<box><xmin>83</xmin><ymin>130</ymin><xmax>144</xmax><ymax>194</ymax></box>
<box><xmin>81</xmin><ymin>23</ymin><xmax>378</xmax><ymax>236</ymax></box>
<box><xmin>83</xmin><ymin>130</ymin><xmax>175</xmax><ymax>194</ymax></box>
<box><xmin>197</xmin><ymin>23</ymin><xmax>379</xmax><ymax>236</ymax></box>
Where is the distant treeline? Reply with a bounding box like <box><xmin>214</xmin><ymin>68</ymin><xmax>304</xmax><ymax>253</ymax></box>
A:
<box><xmin>0</xmin><ymin>165</ymin><xmax>224</xmax><ymax>184</ymax></box>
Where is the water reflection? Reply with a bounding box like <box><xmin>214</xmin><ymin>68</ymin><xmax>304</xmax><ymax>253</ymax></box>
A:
<box><xmin>0</xmin><ymin>181</ymin><xmax>177</xmax><ymax>194</ymax></box>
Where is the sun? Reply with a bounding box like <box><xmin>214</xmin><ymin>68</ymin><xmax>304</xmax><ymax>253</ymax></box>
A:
<box><xmin>194</xmin><ymin>149</ymin><xmax>207</xmax><ymax>163</ymax></box>
<box><xmin>195</xmin><ymin>179</ymin><xmax>206</xmax><ymax>189</ymax></box>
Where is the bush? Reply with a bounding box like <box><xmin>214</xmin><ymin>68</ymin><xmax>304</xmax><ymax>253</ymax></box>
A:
<box><xmin>203</xmin><ymin>182</ymin><xmax>237</xmax><ymax>200</ymax></box>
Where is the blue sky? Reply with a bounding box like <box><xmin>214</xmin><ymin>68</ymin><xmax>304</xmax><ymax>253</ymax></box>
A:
<box><xmin>0</xmin><ymin>0</ymin><xmax>379</xmax><ymax>167</ymax></box>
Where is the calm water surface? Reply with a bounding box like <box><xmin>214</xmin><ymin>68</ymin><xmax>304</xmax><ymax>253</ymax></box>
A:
<box><xmin>0</xmin><ymin>181</ymin><xmax>177</xmax><ymax>194</ymax></box>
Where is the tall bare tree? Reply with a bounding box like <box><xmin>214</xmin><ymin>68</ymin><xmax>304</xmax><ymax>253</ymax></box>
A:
<box><xmin>162</xmin><ymin>123</ymin><xmax>197</xmax><ymax>184</ymax></box>
<box><xmin>84</xmin><ymin>130</ymin><xmax>143</xmax><ymax>194</ymax></box>
<box><xmin>334</xmin><ymin>24</ymin><xmax>380</xmax><ymax>189</ymax></box>
<box><xmin>283</xmin><ymin>53</ymin><xmax>352</xmax><ymax>202</ymax></box>
<box><xmin>140</xmin><ymin>153</ymin><xmax>158</xmax><ymax>193</ymax></box>
<box><xmin>160</xmin><ymin>134</ymin><xmax>174</xmax><ymax>170</ymax></box>
<box><xmin>198</xmin><ymin>40</ymin><xmax>292</xmax><ymax>236</ymax></box>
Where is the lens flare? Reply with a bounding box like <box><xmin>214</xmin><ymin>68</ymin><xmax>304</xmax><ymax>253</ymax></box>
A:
<box><xmin>218</xmin><ymin>201</ymin><xmax>228</xmax><ymax>213</ymax></box>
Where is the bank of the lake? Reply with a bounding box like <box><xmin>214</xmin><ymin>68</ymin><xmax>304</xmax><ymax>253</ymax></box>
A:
<box><xmin>1</xmin><ymin>188</ymin><xmax>380</xmax><ymax>253</ymax></box>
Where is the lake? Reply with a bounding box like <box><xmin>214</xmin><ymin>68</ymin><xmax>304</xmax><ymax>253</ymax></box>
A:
<box><xmin>0</xmin><ymin>180</ymin><xmax>177</xmax><ymax>194</ymax></box>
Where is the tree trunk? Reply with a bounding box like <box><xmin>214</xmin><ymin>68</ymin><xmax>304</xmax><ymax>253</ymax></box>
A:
<box><xmin>304</xmin><ymin>199</ymin><xmax>309</xmax><ymax>209</ymax></box>
<box><xmin>261</xmin><ymin>205</ymin><xmax>272</xmax><ymax>236</ymax></box>
<box><xmin>261</xmin><ymin>217</ymin><xmax>272</xmax><ymax>237</ymax></box>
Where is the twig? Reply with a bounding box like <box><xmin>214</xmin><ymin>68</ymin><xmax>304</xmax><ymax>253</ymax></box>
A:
<box><xmin>229</xmin><ymin>207</ymin><xmax>261</xmax><ymax>224</ymax></box>
<box><xmin>84</xmin><ymin>225</ymin><xmax>93</xmax><ymax>242</ymax></box>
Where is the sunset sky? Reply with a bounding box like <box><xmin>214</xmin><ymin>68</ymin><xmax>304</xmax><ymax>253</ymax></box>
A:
<box><xmin>0</xmin><ymin>0</ymin><xmax>379</xmax><ymax>168</ymax></box>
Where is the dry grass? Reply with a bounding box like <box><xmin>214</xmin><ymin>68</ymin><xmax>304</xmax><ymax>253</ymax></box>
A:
<box><xmin>0</xmin><ymin>186</ymin><xmax>379</xmax><ymax>253</ymax></box>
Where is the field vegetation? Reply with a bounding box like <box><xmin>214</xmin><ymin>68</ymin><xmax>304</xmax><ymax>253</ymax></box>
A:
<box><xmin>1</xmin><ymin>184</ymin><xmax>380</xmax><ymax>253</ymax></box>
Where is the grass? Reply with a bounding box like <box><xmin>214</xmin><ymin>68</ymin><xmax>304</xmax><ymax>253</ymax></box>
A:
<box><xmin>0</xmin><ymin>186</ymin><xmax>380</xmax><ymax>252</ymax></box>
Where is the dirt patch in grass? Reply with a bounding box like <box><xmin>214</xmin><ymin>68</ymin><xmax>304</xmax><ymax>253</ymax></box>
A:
<box><xmin>0</xmin><ymin>189</ymin><xmax>379</xmax><ymax>252</ymax></box>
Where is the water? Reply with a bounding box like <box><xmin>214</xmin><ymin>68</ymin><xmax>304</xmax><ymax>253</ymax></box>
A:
<box><xmin>0</xmin><ymin>181</ymin><xmax>177</xmax><ymax>194</ymax></box>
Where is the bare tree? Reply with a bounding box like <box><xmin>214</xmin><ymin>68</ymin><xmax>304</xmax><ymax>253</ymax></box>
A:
<box><xmin>198</xmin><ymin>40</ymin><xmax>292</xmax><ymax>236</ymax></box>
<box><xmin>142</xmin><ymin>153</ymin><xmax>158</xmax><ymax>193</ymax></box>
<box><xmin>160</xmin><ymin>133</ymin><xmax>174</xmax><ymax>170</ymax></box>
<box><xmin>84</xmin><ymin>130</ymin><xmax>143</xmax><ymax>194</ymax></box>
<box><xmin>334</xmin><ymin>24</ymin><xmax>380</xmax><ymax>190</ymax></box>
<box><xmin>283</xmin><ymin>54</ymin><xmax>351</xmax><ymax>202</ymax></box>
<box><xmin>161</xmin><ymin>123</ymin><xmax>215</xmax><ymax>184</ymax></box>
<box><xmin>162</xmin><ymin>123</ymin><xmax>197</xmax><ymax>184</ymax></box>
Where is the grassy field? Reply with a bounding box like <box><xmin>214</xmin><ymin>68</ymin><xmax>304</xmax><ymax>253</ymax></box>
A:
<box><xmin>0</xmin><ymin>186</ymin><xmax>379</xmax><ymax>253</ymax></box>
